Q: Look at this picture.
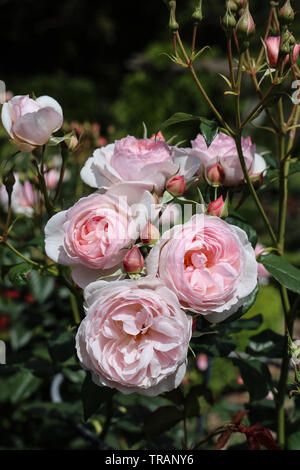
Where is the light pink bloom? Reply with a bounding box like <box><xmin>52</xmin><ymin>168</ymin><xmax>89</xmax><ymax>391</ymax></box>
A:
<box><xmin>265</xmin><ymin>36</ymin><xmax>300</xmax><ymax>68</ymax></box>
<box><xmin>2</xmin><ymin>95</ymin><xmax>63</xmax><ymax>152</ymax></box>
<box><xmin>255</xmin><ymin>243</ymin><xmax>270</xmax><ymax>285</ymax></box>
<box><xmin>190</xmin><ymin>133</ymin><xmax>266</xmax><ymax>186</ymax></box>
<box><xmin>123</xmin><ymin>246</ymin><xmax>144</xmax><ymax>274</ymax></box>
<box><xmin>80</xmin><ymin>136</ymin><xmax>200</xmax><ymax>196</ymax></box>
<box><xmin>0</xmin><ymin>175</ymin><xmax>39</xmax><ymax>217</ymax></box>
<box><xmin>45</xmin><ymin>187</ymin><xmax>154</xmax><ymax>287</ymax></box>
<box><xmin>76</xmin><ymin>277</ymin><xmax>192</xmax><ymax>395</ymax></box>
<box><xmin>146</xmin><ymin>214</ymin><xmax>257</xmax><ymax>322</ymax></box>
<box><xmin>44</xmin><ymin>168</ymin><xmax>60</xmax><ymax>190</ymax></box>
<box><xmin>197</xmin><ymin>354</ymin><xmax>208</xmax><ymax>372</ymax></box>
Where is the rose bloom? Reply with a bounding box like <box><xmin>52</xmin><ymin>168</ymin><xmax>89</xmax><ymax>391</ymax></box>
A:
<box><xmin>265</xmin><ymin>36</ymin><xmax>300</xmax><ymax>68</ymax></box>
<box><xmin>0</xmin><ymin>175</ymin><xmax>39</xmax><ymax>217</ymax></box>
<box><xmin>76</xmin><ymin>277</ymin><xmax>192</xmax><ymax>395</ymax></box>
<box><xmin>80</xmin><ymin>135</ymin><xmax>199</xmax><ymax>195</ymax></box>
<box><xmin>45</xmin><ymin>188</ymin><xmax>154</xmax><ymax>287</ymax></box>
<box><xmin>147</xmin><ymin>214</ymin><xmax>257</xmax><ymax>322</ymax></box>
<box><xmin>190</xmin><ymin>132</ymin><xmax>266</xmax><ymax>186</ymax></box>
<box><xmin>2</xmin><ymin>95</ymin><xmax>63</xmax><ymax>152</ymax></box>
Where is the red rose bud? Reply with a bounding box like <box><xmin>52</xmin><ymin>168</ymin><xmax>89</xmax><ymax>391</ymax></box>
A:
<box><xmin>140</xmin><ymin>221</ymin><xmax>160</xmax><ymax>244</ymax></box>
<box><xmin>150</xmin><ymin>130</ymin><xmax>165</xmax><ymax>141</ymax></box>
<box><xmin>236</xmin><ymin>4</ymin><xmax>255</xmax><ymax>40</ymax></box>
<box><xmin>123</xmin><ymin>246</ymin><xmax>144</xmax><ymax>274</ymax></box>
<box><xmin>206</xmin><ymin>163</ymin><xmax>225</xmax><ymax>185</ymax></box>
<box><xmin>166</xmin><ymin>175</ymin><xmax>186</xmax><ymax>196</ymax></box>
<box><xmin>207</xmin><ymin>195</ymin><xmax>227</xmax><ymax>217</ymax></box>
<box><xmin>279</xmin><ymin>0</ymin><xmax>294</xmax><ymax>25</ymax></box>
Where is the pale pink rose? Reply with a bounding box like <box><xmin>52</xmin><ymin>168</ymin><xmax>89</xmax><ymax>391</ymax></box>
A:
<box><xmin>255</xmin><ymin>243</ymin><xmax>270</xmax><ymax>285</ymax></box>
<box><xmin>2</xmin><ymin>95</ymin><xmax>63</xmax><ymax>152</ymax></box>
<box><xmin>44</xmin><ymin>168</ymin><xmax>60</xmax><ymax>190</ymax></box>
<box><xmin>80</xmin><ymin>136</ymin><xmax>200</xmax><ymax>196</ymax></box>
<box><xmin>76</xmin><ymin>277</ymin><xmax>192</xmax><ymax>395</ymax></box>
<box><xmin>0</xmin><ymin>175</ymin><xmax>39</xmax><ymax>217</ymax></box>
<box><xmin>265</xmin><ymin>36</ymin><xmax>300</xmax><ymax>68</ymax></box>
<box><xmin>207</xmin><ymin>195</ymin><xmax>225</xmax><ymax>217</ymax></box>
<box><xmin>190</xmin><ymin>133</ymin><xmax>266</xmax><ymax>186</ymax></box>
<box><xmin>45</xmin><ymin>187</ymin><xmax>155</xmax><ymax>287</ymax></box>
<box><xmin>166</xmin><ymin>175</ymin><xmax>186</xmax><ymax>196</ymax></box>
<box><xmin>146</xmin><ymin>214</ymin><xmax>257</xmax><ymax>322</ymax></box>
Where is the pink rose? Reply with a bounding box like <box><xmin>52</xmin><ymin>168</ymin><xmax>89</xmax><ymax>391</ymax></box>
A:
<box><xmin>80</xmin><ymin>136</ymin><xmax>200</xmax><ymax>195</ymax></box>
<box><xmin>0</xmin><ymin>175</ymin><xmax>39</xmax><ymax>217</ymax></box>
<box><xmin>207</xmin><ymin>195</ymin><xmax>226</xmax><ymax>217</ymax></box>
<box><xmin>45</xmin><ymin>188</ymin><xmax>153</xmax><ymax>287</ymax></box>
<box><xmin>146</xmin><ymin>214</ymin><xmax>257</xmax><ymax>322</ymax></box>
<box><xmin>76</xmin><ymin>277</ymin><xmax>192</xmax><ymax>395</ymax></box>
<box><xmin>190</xmin><ymin>133</ymin><xmax>266</xmax><ymax>186</ymax></box>
<box><xmin>265</xmin><ymin>36</ymin><xmax>300</xmax><ymax>68</ymax></box>
<box><xmin>2</xmin><ymin>95</ymin><xmax>63</xmax><ymax>152</ymax></box>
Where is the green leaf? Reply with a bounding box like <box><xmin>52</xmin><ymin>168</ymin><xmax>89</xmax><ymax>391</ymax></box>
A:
<box><xmin>199</xmin><ymin>119</ymin><xmax>218</xmax><ymax>147</ymax></box>
<box><xmin>246</xmin><ymin>329</ymin><xmax>285</xmax><ymax>358</ymax></box>
<box><xmin>8</xmin><ymin>262</ymin><xmax>32</xmax><ymax>286</ymax></box>
<box><xmin>263</xmin><ymin>153</ymin><xmax>278</xmax><ymax>169</ymax></box>
<box><xmin>225</xmin><ymin>216</ymin><xmax>257</xmax><ymax>248</ymax></box>
<box><xmin>29</xmin><ymin>270</ymin><xmax>54</xmax><ymax>303</ymax></box>
<box><xmin>220</xmin><ymin>284</ymin><xmax>259</xmax><ymax>324</ymax></box>
<box><xmin>143</xmin><ymin>405</ymin><xmax>183</xmax><ymax>436</ymax></box>
<box><xmin>289</xmin><ymin>161</ymin><xmax>300</xmax><ymax>176</ymax></box>
<box><xmin>232</xmin><ymin>359</ymin><xmax>272</xmax><ymax>401</ymax></box>
<box><xmin>162</xmin><ymin>388</ymin><xmax>184</xmax><ymax>406</ymax></box>
<box><xmin>161</xmin><ymin>190</ymin><xmax>174</xmax><ymax>204</ymax></box>
<box><xmin>190</xmin><ymin>333</ymin><xmax>235</xmax><ymax>357</ymax></box>
<box><xmin>10</xmin><ymin>369</ymin><xmax>42</xmax><ymax>404</ymax></box>
<box><xmin>48</xmin><ymin>329</ymin><xmax>76</xmax><ymax>364</ymax></box>
<box><xmin>259</xmin><ymin>253</ymin><xmax>300</xmax><ymax>295</ymax></box>
<box><xmin>81</xmin><ymin>373</ymin><xmax>115</xmax><ymax>421</ymax></box>
<box><xmin>161</xmin><ymin>112</ymin><xmax>201</xmax><ymax>129</ymax></box>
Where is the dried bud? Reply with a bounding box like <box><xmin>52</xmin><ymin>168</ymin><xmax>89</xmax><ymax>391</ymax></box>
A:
<box><xmin>166</xmin><ymin>175</ymin><xmax>186</xmax><ymax>196</ymax></box>
<box><xmin>280</xmin><ymin>29</ymin><xmax>296</xmax><ymax>56</ymax></box>
<box><xmin>140</xmin><ymin>221</ymin><xmax>160</xmax><ymax>244</ymax></box>
<box><xmin>123</xmin><ymin>246</ymin><xmax>144</xmax><ymax>274</ymax></box>
<box><xmin>221</xmin><ymin>9</ymin><xmax>237</xmax><ymax>37</ymax></box>
<box><xmin>206</xmin><ymin>195</ymin><xmax>228</xmax><ymax>218</ymax></box>
<box><xmin>168</xmin><ymin>1</ymin><xmax>179</xmax><ymax>32</ymax></box>
<box><xmin>3</xmin><ymin>169</ymin><xmax>16</xmax><ymax>197</ymax></box>
<box><xmin>279</xmin><ymin>0</ymin><xmax>294</xmax><ymax>25</ymax></box>
<box><xmin>206</xmin><ymin>163</ymin><xmax>225</xmax><ymax>186</ymax></box>
<box><xmin>192</xmin><ymin>0</ymin><xmax>203</xmax><ymax>22</ymax></box>
<box><xmin>236</xmin><ymin>4</ymin><xmax>256</xmax><ymax>40</ymax></box>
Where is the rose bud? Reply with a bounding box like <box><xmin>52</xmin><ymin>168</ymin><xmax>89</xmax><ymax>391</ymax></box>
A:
<box><xmin>197</xmin><ymin>354</ymin><xmax>208</xmax><ymax>372</ymax></box>
<box><xmin>236</xmin><ymin>4</ymin><xmax>255</xmax><ymax>41</ymax></box>
<box><xmin>206</xmin><ymin>163</ymin><xmax>225</xmax><ymax>186</ymax></box>
<box><xmin>207</xmin><ymin>195</ymin><xmax>228</xmax><ymax>218</ymax></box>
<box><xmin>279</xmin><ymin>0</ymin><xmax>294</xmax><ymax>25</ymax></box>
<box><xmin>140</xmin><ymin>221</ymin><xmax>160</xmax><ymax>245</ymax></box>
<box><xmin>226</xmin><ymin>0</ymin><xmax>238</xmax><ymax>12</ymax></box>
<box><xmin>123</xmin><ymin>246</ymin><xmax>144</xmax><ymax>274</ymax></box>
<box><xmin>166</xmin><ymin>175</ymin><xmax>186</xmax><ymax>196</ymax></box>
<box><xmin>192</xmin><ymin>0</ymin><xmax>203</xmax><ymax>22</ymax></box>
<box><xmin>150</xmin><ymin>130</ymin><xmax>165</xmax><ymax>141</ymax></box>
<box><xmin>221</xmin><ymin>9</ymin><xmax>237</xmax><ymax>38</ymax></box>
<box><xmin>68</xmin><ymin>134</ymin><xmax>79</xmax><ymax>151</ymax></box>
<box><xmin>44</xmin><ymin>168</ymin><xmax>59</xmax><ymax>190</ymax></box>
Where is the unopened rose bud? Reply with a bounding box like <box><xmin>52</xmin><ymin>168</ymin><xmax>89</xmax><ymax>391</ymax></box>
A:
<box><xmin>150</xmin><ymin>130</ymin><xmax>165</xmax><ymax>141</ymax></box>
<box><xmin>123</xmin><ymin>246</ymin><xmax>144</xmax><ymax>274</ymax></box>
<box><xmin>226</xmin><ymin>0</ymin><xmax>238</xmax><ymax>12</ymax></box>
<box><xmin>168</xmin><ymin>1</ymin><xmax>179</xmax><ymax>32</ymax></box>
<box><xmin>68</xmin><ymin>134</ymin><xmax>79</xmax><ymax>151</ymax></box>
<box><xmin>192</xmin><ymin>0</ymin><xmax>203</xmax><ymax>22</ymax></box>
<box><xmin>280</xmin><ymin>29</ymin><xmax>296</xmax><ymax>57</ymax></box>
<box><xmin>3</xmin><ymin>170</ymin><xmax>16</xmax><ymax>197</ymax></box>
<box><xmin>221</xmin><ymin>9</ymin><xmax>237</xmax><ymax>37</ymax></box>
<box><xmin>207</xmin><ymin>195</ymin><xmax>228</xmax><ymax>217</ymax></box>
<box><xmin>279</xmin><ymin>0</ymin><xmax>294</xmax><ymax>25</ymax></box>
<box><xmin>166</xmin><ymin>175</ymin><xmax>186</xmax><ymax>196</ymax></box>
<box><xmin>236</xmin><ymin>4</ymin><xmax>255</xmax><ymax>43</ymax></box>
<box><xmin>140</xmin><ymin>221</ymin><xmax>160</xmax><ymax>244</ymax></box>
<box><xmin>206</xmin><ymin>163</ymin><xmax>225</xmax><ymax>186</ymax></box>
<box><xmin>152</xmin><ymin>191</ymin><xmax>160</xmax><ymax>205</ymax></box>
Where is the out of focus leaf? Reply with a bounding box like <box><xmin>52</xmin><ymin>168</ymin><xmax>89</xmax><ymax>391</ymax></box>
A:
<box><xmin>232</xmin><ymin>359</ymin><xmax>272</xmax><ymax>401</ymax></box>
<box><xmin>143</xmin><ymin>405</ymin><xmax>183</xmax><ymax>436</ymax></box>
<box><xmin>258</xmin><ymin>253</ymin><xmax>300</xmax><ymax>294</ymax></box>
<box><xmin>81</xmin><ymin>373</ymin><xmax>115</xmax><ymax>421</ymax></box>
<box><xmin>29</xmin><ymin>270</ymin><xmax>54</xmax><ymax>303</ymax></box>
<box><xmin>246</xmin><ymin>329</ymin><xmax>285</xmax><ymax>358</ymax></box>
<box><xmin>8</xmin><ymin>263</ymin><xmax>32</xmax><ymax>286</ymax></box>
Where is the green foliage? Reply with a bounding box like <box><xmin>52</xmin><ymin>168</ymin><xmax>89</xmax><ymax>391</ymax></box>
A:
<box><xmin>259</xmin><ymin>253</ymin><xmax>300</xmax><ymax>294</ymax></box>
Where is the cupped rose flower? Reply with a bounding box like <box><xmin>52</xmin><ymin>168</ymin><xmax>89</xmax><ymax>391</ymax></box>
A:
<box><xmin>146</xmin><ymin>214</ymin><xmax>257</xmax><ymax>322</ymax></box>
<box><xmin>0</xmin><ymin>175</ymin><xmax>39</xmax><ymax>217</ymax></box>
<box><xmin>76</xmin><ymin>277</ymin><xmax>192</xmax><ymax>396</ymax></box>
<box><xmin>265</xmin><ymin>36</ymin><xmax>300</xmax><ymax>68</ymax></box>
<box><xmin>45</xmin><ymin>187</ymin><xmax>154</xmax><ymax>287</ymax></box>
<box><xmin>80</xmin><ymin>136</ymin><xmax>200</xmax><ymax>196</ymax></box>
<box><xmin>2</xmin><ymin>95</ymin><xmax>63</xmax><ymax>152</ymax></box>
<box><xmin>190</xmin><ymin>132</ymin><xmax>266</xmax><ymax>186</ymax></box>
